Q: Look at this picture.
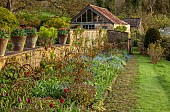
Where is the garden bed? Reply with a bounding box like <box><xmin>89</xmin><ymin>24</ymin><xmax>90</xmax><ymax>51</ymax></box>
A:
<box><xmin>0</xmin><ymin>47</ymin><xmax>127</xmax><ymax>111</ymax></box>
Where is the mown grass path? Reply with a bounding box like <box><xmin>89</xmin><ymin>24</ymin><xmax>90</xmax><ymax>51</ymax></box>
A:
<box><xmin>134</xmin><ymin>55</ymin><xmax>170</xmax><ymax>112</ymax></box>
<box><xmin>104</xmin><ymin>54</ymin><xmax>170</xmax><ymax>112</ymax></box>
<box><xmin>104</xmin><ymin>56</ymin><xmax>138</xmax><ymax>111</ymax></box>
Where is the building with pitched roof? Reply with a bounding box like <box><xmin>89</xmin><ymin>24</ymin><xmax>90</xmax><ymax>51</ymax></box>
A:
<box><xmin>122</xmin><ymin>18</ymin><xmax>144</xmax><ymax>34</ymax></box>
<box><xmin>71</xmin><ymin>4</ymin><xmax>130</xmax><ymax>34</ymax></box>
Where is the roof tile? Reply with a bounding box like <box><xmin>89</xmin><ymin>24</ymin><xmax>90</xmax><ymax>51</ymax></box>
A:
<box><xmin>89</xmin><ymin>4</ymin><xmax>127</xmax><ymax>25</ymax></box>
<box><xmin>122</xmin><ymin>18</ymin><xmax>141</xmax><ymax>27</ymax></box>
<box><xmin>71</xmin><ymin>4</ymin><xmax>128</xmax><ymax>25</ymax></box>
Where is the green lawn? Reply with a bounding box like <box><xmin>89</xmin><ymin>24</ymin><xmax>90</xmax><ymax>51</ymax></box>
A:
<box><xmin>135</xmin><ymin>55</ymin><xmax>170</xmax><ymax>112</ymax></box>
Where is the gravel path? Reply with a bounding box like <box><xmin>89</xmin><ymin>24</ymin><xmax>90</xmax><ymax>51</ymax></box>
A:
<box><xmin>104</xmin><ymin>57</ymin><xmax>138</xmax><ymax>112</ymax></box>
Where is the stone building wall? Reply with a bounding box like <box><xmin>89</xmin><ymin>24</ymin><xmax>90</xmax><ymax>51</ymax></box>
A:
<box><xmin>108</xmin><ymin>30</ymin><xmax>129</xmax><ymax>51</ymax></box>
<box><xmin>69</xmin><ymin>29</ymin><xmax>107</xmax><ymax>46</ymax></box>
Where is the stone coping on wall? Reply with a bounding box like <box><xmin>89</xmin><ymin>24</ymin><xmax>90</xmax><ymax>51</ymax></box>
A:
<box><xmin>0</xmin><ymin>44</ymin><xmax>70</xmax><ymax>60</ymax></box>
<box><xmin>0</xmin><ymin>47</ymin><xmax>43</xmax><ymax>60</ymax></box>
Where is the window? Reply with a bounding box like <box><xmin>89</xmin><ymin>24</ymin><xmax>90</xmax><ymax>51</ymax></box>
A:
<box><xmin>83</xmin><ymin>25</ymin><xmax>95</xmax><ymax>29</ymax></box>
<box><xmin>83</xmin><ymin>25</ymin><xmax>88</xmax><ymax>29</ymax></box>
<box><xmin>102</xmin><ymin>26</ymin><xmax>108</xmax><ymax>29</ymax></box>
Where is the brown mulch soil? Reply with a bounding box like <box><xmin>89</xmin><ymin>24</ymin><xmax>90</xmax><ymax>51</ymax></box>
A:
<box><xmin>104</xmin><ymin>57</ymin><xmax>138</xmax><ymax>112</ymax></box>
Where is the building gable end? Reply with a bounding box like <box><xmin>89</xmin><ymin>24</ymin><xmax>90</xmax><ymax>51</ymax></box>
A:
<box><xmin>71</xmin><ymin>5</ymin><xmax>111</xmax><ymax>24</ymax></box>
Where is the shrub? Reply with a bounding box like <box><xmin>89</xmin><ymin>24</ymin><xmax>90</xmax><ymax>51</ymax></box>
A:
<box><xmin>38</xmin><ymin>26</ymin><xmax>57</xmax><ymax>47</ymax></box>
<box><xmin>39</xmin><ymin>26</ymin><xmax>56</xmax><ymax>39</ymax></box>
<box><xmin>28</xmin><ymin>18</ymin><xmax>41</xmax><ymax>29</ymax></box>
<box><xmin>0</xmin><ymin>7</ymin><xmax>19</xmax><ymax>32</ymax></box>
<box><xmin>25</xmin><ymin>27</ymin><xmax>38</xmax><ymax>36</ymax></box>
<box><xmin>15</xmin><ymin>12</ymin><xmax>46</xmax><ymax>29</ymax></box>
<box><xmin>11</xmin><ymin>28</ymin><xmax>27</xmax><ymax>37</ymax></box>
<box><xmin>131</xmin><ymin>30</ymin><xmax>140</xmax><ymax>47</ymax></box>
<box><xmin>15</xmin><ymin>12</ymin><xmax>33</xmax><ymax>26</ymax></box>
<box><xmin>44</xmin><ymin>17</ymin><xmax>70</xmax><ymax>29</ymax></box>
<box><xmin>167</xmin><ymin>54</ymin><xmax>170</xmax><ymax>61</ymax></box>
<box><xmin>58</xmin><ymin>28</ymin><xmax>68</xmax><ymax>35</ymax></box>
<box><xmin>161</xmin><ymin>36</ymin><xmax>170</xmax><ymax>61</ymax></box>
<box><xmin>114</xmin><ymin>26</ymin><xmax>127</xmax><ymax>32</ymax></box>
<box><xmin>147</xmin><ymin>42</ymin><xmax>165</xmax><ymax>64</ymax></box>
<box><xmin>144</xmin><ymin>28</ymin><xmax>161</xmax><ymax>49</ymax></box>
<box><xmin>142</xmin><ymin>14</ymin><xmax>170</xmax><ymax>32</ymax></box>
<box><xmin>0</xmin><ymin>30</ymin><xmax>8</xmax><ymax>38</ymax></box>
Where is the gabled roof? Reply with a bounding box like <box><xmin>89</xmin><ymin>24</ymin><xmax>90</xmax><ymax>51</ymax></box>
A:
<box><xmin>71</xmin><ymin>4</ymin><xmax>128</xmax><ymax>25</ymax></box>
<box><xmin>122</xmin><ymin>18</ymin><xmax>141</xmax><ymax>27</ymax></box>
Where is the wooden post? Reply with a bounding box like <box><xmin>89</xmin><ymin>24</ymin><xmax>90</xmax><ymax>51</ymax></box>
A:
<box><xmin>128</xmin><ymin>38</ymin><xmax>132</xmax><ymax>54</ymax></box>
<box><xmin>91</xmin><ymin>10</ymin><xmax>93</xmax><ymax>22</ymax></box>
<box><xmin>86</xmin><ymin>10</ymin><xmax>88</xmax><ymax>22</ymax></box>
<box><xmin>81</xmin><ymin>15</ymin><xmax>82</xmax><ymax>23</ymax></box>
<box><xmin>97</xmin><ymin>15</ymin><xmax>98</xmax><ymax>22</ymax></box>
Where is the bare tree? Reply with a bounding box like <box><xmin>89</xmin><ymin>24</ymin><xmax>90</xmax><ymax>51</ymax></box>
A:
<box><xmin>148</xmin><ymin>0</ymin><xmax>156</xmax><ymax>14</ymax></box>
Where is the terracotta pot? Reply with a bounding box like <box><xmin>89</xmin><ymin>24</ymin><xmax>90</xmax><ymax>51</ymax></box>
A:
<box><xmin>0</xmin><ymin>38</ymin><xmax>8</xmax><ymax>56</ymax></box>
<box><xmin>58</xmin><ymin>34</ymin><xmax>68</xmax><ymax>44</ymax></box>
<box><xmin>11</xmin><ymin>36</ymin><xmax>26</xmax><ymax>51</ymax></box>
<box><xmin>26</xmin><ymin>35</ymin><xmax>38</xmax><ymax>48</ymax></box>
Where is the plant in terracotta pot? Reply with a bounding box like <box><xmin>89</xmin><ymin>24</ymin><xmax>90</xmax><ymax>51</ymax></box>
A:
<box><xmin>58</xmin><ymin>28</ymin><xmax>68</xmax><ymax>44</ymax></box>
<box><xmin>25</xmin><ymin>27</ymin><xmax>38</xmax><ymax>48</ymax></box>
<box><xmin>44</xmin><ymin>17</ymin><xmax>70</xmax><ymax>45</ymax></box>
<box><xmin>0</xmin><ymin>30</ymin><xmax>9</xmax><ymax>56</ymax></box>
<box><xmin>38</xmin><ymin>26</ymin><xmax>57</xmax><ymax>48</ymax></box>
<box><xmin>11</xmin><ymin>28</ymin><xmax>27</xmax><ymax>51</ymax></box>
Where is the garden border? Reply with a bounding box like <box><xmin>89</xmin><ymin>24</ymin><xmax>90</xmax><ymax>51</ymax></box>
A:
<box><xmin>103</xmin><ymin>73</ymin><xmax>119</xmax><ymax>100</ymax></box>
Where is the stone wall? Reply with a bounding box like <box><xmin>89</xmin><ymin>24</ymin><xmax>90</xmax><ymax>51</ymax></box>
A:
<box><xmin>0</xmin><ymin>29</ymin><xmax>130</xmax><ymax>71</ymax></box>
<box><xmin>108</xmin><ymin>30</ymin><xmax>129</xmax><ymax>51</ymax></box>
<box><xmin>0</xmin><ymin>29</ymin><xmax>107</xmax><ymax>70</ymax></box>
<box><xmin>69</xmin><ymin>29</ymin><xmax>105</xmax><ymax>40</ymax></box>
<box><xmin>69</xmin><ymin>29</ymin><xmax>107</xmax><ymax>46</ymax></box>
<box><xmin>0</xmin><ymin>45</ymin><xmax>70</xmax><ymax>70</ymax></box>
<box><xmin>95</xmin><ymin>23</ymin><xmax>114</xmax><ymax>30</ymax></box>
<box><xmin>114</xmin><ymin>24</ymin><xmax>131</xmax><ymax>38</ymax></box>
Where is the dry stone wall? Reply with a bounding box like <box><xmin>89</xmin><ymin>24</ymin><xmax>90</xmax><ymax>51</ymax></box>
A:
<box><xmin>0</xmin><ymin>29</ymin><xmax>108</xmax><ymax>70</ymax></box>
<box><xmin>0</xmin><ymin>45</ymin><xmax>70</xmax><ymax>70</ymax></box>
<box><xmin>108</xmin><ymin>30</ymin><xmax>129</xmax><ymax>51</ymax></box>
<box><xmin>0</xmin><ymin>30</ymin><xmax>104</xmax><ymax>70</ymax></box>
